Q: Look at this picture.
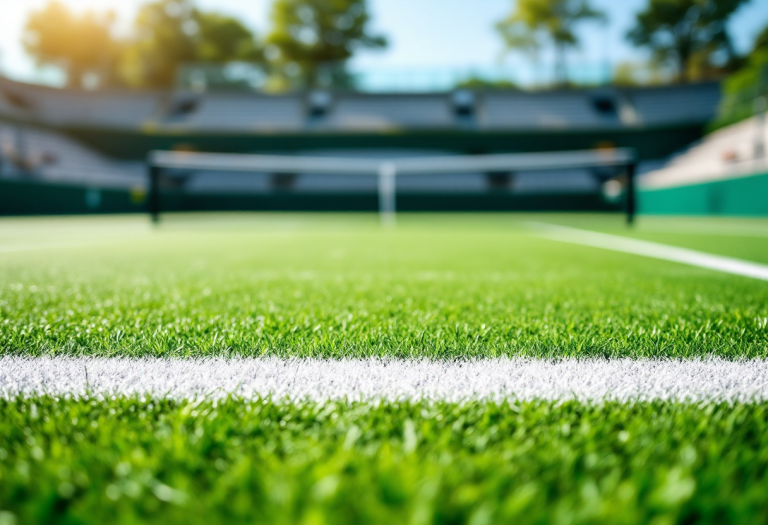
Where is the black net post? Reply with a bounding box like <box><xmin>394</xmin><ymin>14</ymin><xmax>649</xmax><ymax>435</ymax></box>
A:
<box><xmin>625</xmin><ymin>161</ymin><xmax>637</xmax><ymax>226</ymax></box>
<box><xmin>148</xmin><ymin>162</ymin><xmax>161</xmax><ymax>224</ymax></box>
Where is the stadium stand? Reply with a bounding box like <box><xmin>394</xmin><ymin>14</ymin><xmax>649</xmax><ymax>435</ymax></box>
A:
<box><xmin>0</xmin><ymin>121</ymin><xmax>143</xmax><ymax>188</ymax></box>
<box><xmin>0</xmin><ymin>78</ymin><xmax>160</xmax><ymax>129</ymax></box>
<box><xmin>0</xmin><ymin>75</ymin><xmax>724</xmax><ymax>214</ymax></box>
<box><xmin>641</xmin><ymin>115</ymin><xmax>768</xmax><ymax>189</ymax></box>
<box><xmin>163</xmin><ymin>92</ymin><xmax>305</xmax><ymax>131</ymax></box>
<box><xmin>629</xmin><ymin>84</ymin><xmax>723</xmax><ymax>127</ymax></box>
<box><xmin>637</xmin><ymin>111</ymin><xmax>768</xmax><ymax>216</ymax></box>
<box><xmin>483</xmin><ymin>90</ymin><xmax>619</xmax><ymax>130</ymax></box>
<box><xmin>319</xmin><ymin>94</ymin><xmax>455</xmax><ymax>130</ymax></box>
<box><xmin>0</xmin><ymin>76</ymin><xmax>719</xmax><ymax>134</ymax></box>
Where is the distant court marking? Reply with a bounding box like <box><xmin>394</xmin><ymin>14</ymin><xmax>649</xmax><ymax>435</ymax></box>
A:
<box><xmin>0</xmin><ymin>234</ymin><xmax>147</xmax><ymax>253</ymax></box>
<box><xmin>0</xmin><ymin>241</ymin><xmax>105</xmax><ymax>253</ymax></box>
<box><xmin>2</xmin><ymin>357</ymin><xmax>768</xmax><ymax>403</ymax></box>
<box><xmin>531</xmin><ymin>223</ymin><xmax>768</xmax><ymax>282</ymax></box>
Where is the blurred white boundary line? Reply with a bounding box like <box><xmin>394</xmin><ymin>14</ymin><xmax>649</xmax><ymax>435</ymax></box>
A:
<box><xmin>0</xmin><ymin>241</ymin><xmax>100</xmax><ymax>253</ymax></box>
<box><xmin>2</xmin><ymin>357</ymin><xmax>768</xmax><ymax>403</ymax></box>
<box><xmin>0</xmin><ymin>236</ymin><xmax>141</xmax><ymax>253</ymax></box>
<box><xmin>530</xmin><ymin>223</ymin><xmax>768</xmax><ymax>281</ymax></box>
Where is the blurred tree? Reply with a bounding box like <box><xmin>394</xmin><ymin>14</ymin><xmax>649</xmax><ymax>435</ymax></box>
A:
<box><xmin>121</xmin><ymin>0</ymin><xmax>262</xmax><ymax>88</ymax></box>
<box><xmin>715</xmin><ymin>23</ymin><xmax>768</xmax><ymax>128</ymax></box>
<box><xmin>754</xmin><ymin>24</ymin><xmax>768</xmax><ymax>53</ymax></box>
<box><xmin>455</xmin><ymin>77</ymin><xmax>518</xmax><ymax>90</ymax></box>
<box><xmin>23</xmin><ymin>1</ymin><xmax>120</xmax><ymax>88</ymax></box>
<box><xmin>196</xmin><ymin>13</ymin><xmax>263</xmax><ymax>62</ymax></box>
<box><xmin>265</xmin><ymin>0</ymin><xmax>387</xmax><ymax>89</ymax></box>
<box><xmin>119</xmin><ymin>0</ymin><xmax>198</xmax><ymax>88</ymax></box>
<box><xmin>496</xmin><ymin>0</ymin><xmax>605</xmax><ymax>86</ymax></box>
<box><xmin>613</xmin><ymin>60</ymin><xmax>674</xmax><ymax>86</ymax></box>
<box><xmin>627</xmin><ymin>0</ymin><xmax>749</xmax><ymax>83</ymax></box>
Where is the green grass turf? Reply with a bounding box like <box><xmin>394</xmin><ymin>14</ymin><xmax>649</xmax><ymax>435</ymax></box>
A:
<box><xmin>1</xmin><ymin>397</ymin><xmax>768</xmax><ymax>525</ymax></box>
<box><xmin>2</xmin><ymin>213</ymin><xmax>768</xmax><ymax>358</ymax></box>
<box><xmin>3</xmin><ymin>213</ymin><xmax>768</xmax><ymax>524</ymax></box>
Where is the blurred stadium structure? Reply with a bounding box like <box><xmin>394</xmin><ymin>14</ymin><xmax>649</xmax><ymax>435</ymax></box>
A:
<box><xmin>1</xmin><ymin>0</ymin><xmax>765</xmax><ymax>217</ymax></box>
<box><xmin>0</xmin><ymin>73</ymin><xmax>726</xmax><ymax>216</ymax></box>
<box><xmin>641</xmin><ymin>110</ymin><xmax>768</xmax><ymax>214</ymax></box>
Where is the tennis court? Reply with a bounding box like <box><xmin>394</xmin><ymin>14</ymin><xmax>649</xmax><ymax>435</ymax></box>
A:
<box><xmin>2</xmin><ymin>212</ymin><xmax>768</xmax><ymax>523</ymax></box>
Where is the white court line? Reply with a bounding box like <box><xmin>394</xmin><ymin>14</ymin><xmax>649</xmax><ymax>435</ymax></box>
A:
<box><xmin>2</xmin><ymin>357</ymin><xmax>768</xmax><ymax>403</ymax></box>
<box><xmin>0</xmin><ymin>241</ymin><xmax>100</xmax><ymax>253</ymax></box>
<box><xmin>0</xmin><ymin>234</ymin><xmax>147</xmax><ymax>253</ymax></box>
<box><xmin>531</xmin><ymin>223</ymin><xmax>768</xmax><ymax>281</ymax></box>
<box><xmin>0</xmin><ymin>237</ymin><xmax>140</xmax><ymax>253</ymax></box>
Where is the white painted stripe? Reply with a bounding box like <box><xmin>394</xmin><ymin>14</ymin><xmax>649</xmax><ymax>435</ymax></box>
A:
<box><xmin>531</xmin><ymin>223</ymin><xmax>768</xmax><ymax>281</ymax></box>
<box><xmin>2</xmin><ymin>357</ymin><xmax>768</xmax><ymax>403</ymax></box>
<box><xmin>0</xmin><ymin>237</ymin><xmax>139</xmax><ymax>253</ymax></box>
<box><xmin>0</xmin><ymin>241</ymin><xmax>98</xmax><ymax>253</ymax></box>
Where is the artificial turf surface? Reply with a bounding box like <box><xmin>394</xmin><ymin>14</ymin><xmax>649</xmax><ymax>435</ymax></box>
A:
<box><xmin>2</xmin><ymin>213</ymin><xmax>768</xmax><ymax>524</ymax></box>
<box><xmin>1</xmin><ymin>213</ymin><xmax>767</xmax><ymax>358</ymax></box>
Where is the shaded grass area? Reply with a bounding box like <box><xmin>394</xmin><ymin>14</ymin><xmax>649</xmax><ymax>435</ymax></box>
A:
<box><xmin>1</xmin><ymin>397</ymin><xmax>768</xmax><ymax>524</ymax></box>
<box><xmin>1</xmin><ymin>214</ymin><xmax>768</xmax><ymax>358</ymax></box>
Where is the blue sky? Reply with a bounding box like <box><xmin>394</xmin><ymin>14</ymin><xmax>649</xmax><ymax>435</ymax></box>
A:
<box><xmin>1</xmin><ymin>0</ymin><xmax>767</xmax><ymax>84</ymax></box>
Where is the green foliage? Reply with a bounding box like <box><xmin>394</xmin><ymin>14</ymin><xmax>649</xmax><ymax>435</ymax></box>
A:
<box><xmin>195</xmin><ymin>13</ymin><xmax>263</xmax><ymax>63</ymax></box>
<box><xmin>22</xmin><ymin>1</ymin><xmax>121</xmax><ymax>88</ymax></box>
<box><xmin>626</xmin><ymin>0</ymin><xmax>749</xmax><ymax>83</ymax></box>
<box><xmin>1</xmin><ymin>396</ymin><xmax>768</xmax><ymax>524</ymax></box>
<box><xmin>22</xmin><ymin>0</ymin><xmax>262</xmax><ymax>90</ymax></box>
<box><xmin>613</xmin><ymin>60</ymin><xmax>675</xmax><ymax>86</ymax></box>
<box><xmin>454</xmin><ymin>77</ymin><xmax>518</xmax><ymax>90</ymax></box>
<box><xmin>1</xmin><ymin>214</ymin><xmax>768</xmax><ymax>358</ymax></box>
<box><xmin>755</xmin><ymin>24</ymin><xmax>768</xmax><ymax>53</ymax></box>
<box><xmin>496</xmin><ymin>0</ymin><xmax>605</xmax><ymax>85</ymax></box>
<box><xmin>715</xmin><ymin>51</ymin><xmax>768</xmax><ymax>129</ymax></box>
<box><xmin>121</xmin><ymin>0</ymin><xmax>199</xmax><ymax>88</ymax></box>
<box><xmin>265</xmin><ymin>0</ymin><xmax>386</xmax><ymax>89</ymax></box>
<box><xmin>713</xmin><ymin>24</ymin><xmax>768</xmax><ymax>130</ymax></box>
<box><xmin>121</xmin><ymin>0</ymin><xmax>262</xmax><ymax>88</ymax></box>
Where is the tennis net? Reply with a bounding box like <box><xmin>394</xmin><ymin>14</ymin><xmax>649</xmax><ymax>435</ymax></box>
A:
<box><xmin>147</xmin><ymin>148</ymin><xmax>637</xmax><ymax>224</ymax></box>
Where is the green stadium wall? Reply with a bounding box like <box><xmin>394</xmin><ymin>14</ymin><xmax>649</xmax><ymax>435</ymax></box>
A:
<box><xmin>0</xmin><ymin>178</ymin><xmax>622</xmax><ymax>216</ymax></box>
<box><xmin>11</xmin><ymin>173</ymin><xmax>768</xmax><ymax>217</ymax></box>
<box><xmin>0</xmin><ymin>179</ymin><xmax>147</xmax><ymax>215</ymax></box>
<box><xmin>639</xmin><ymin>171</ymin><xmax>768</xmax><ymax>215</ymax></box>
